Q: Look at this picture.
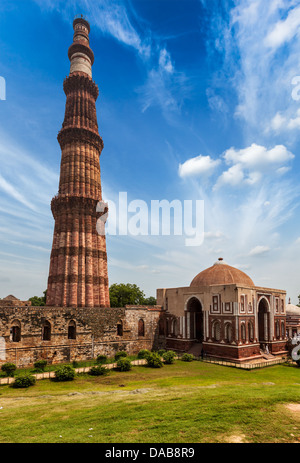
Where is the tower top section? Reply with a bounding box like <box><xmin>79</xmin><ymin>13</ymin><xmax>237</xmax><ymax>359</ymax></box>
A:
<box><xmin>68</xmin><ymin>16</ymin><xmax>94</xmax><ymax>78</ymax></box>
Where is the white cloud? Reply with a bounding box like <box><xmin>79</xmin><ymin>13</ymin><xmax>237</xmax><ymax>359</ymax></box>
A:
<box><xmin>269</xmin><ymin>112</ymin><xmax>287</xmax><ymax>132</ymax></box>
<box><xmin>224</xmin><ymin>144</ymin><xmax>294</xmax><ymax>169</ymax></box>
<box><xmin>265</xmin><ymin>5</ymin><xmax>300</xmax><ymax>49</ymax></box>
<box><xmin>249</xmin><ymin>245</ymin><xmax>270</xmax><ymax>256</ymax></box>
<box><xmin>215</xmin><ymin>143</ymin><xmax>294</xmax><ymax>189</ymax></box>
<box><xmin>268</xmin><ymin>109</ymin><xmax>300</xmax><ymax>133</ymax></box>
<box><xmin>215</xmin><ymin>163</ymin><xmax>244</xmax><ymax>188</ymax></box>
<box><xmin>179</xmin><ymin>155</ymin><xmax>220</xmax><ymax>178</ymax></box>
<box><xmin>288</xmin><ymin>109</ymin><xmax>300</xmax><ymax>129</ymax></box>
<box><xmin>204</xmin><ymin>231</ymin><xmax>225</xmax><ymax>240</ymax></box>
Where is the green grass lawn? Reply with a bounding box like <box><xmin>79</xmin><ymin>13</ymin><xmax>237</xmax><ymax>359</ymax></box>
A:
<box><xmin>0</xmin><ymin>360</ymin><xmax>299</xmax><ymax>443</ymax></box>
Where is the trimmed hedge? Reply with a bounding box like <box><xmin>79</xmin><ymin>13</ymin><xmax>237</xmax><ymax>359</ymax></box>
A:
<box><xmin>181</xmin><ymin>353</ymin><xmax>194</xmax><ymax>362</ymax></box>
<box><xmin>146</xmin><ymin>353</ymin><xmax>163</xmax><ymax>368</ymax></box>
<box><xmin>96</xmin><ymin>355</ymin><xmax>108</xmax><ymax>365</ymax></box>
<box><xmin>88</xmin><ymin>366</ymin><xmax>109</xmax><ymax>376</ymax></box>
<box><xmin>13</xmin><ymin>374</ymin><xmax>36</xmax><ymax>388</ymax></box>
<box><xmin>1</xmin><ymin>363</ymin><xmax>16</xmax><ymax>377</ymax></box>
<box><xmin>116</xmin><ymin>358</ymin><xmax>132</xmax><ymax>372</ymax></box>
<box><xmin>162</xmin><ymin>351</ymin><xmax>176</xmax><ymax>365</ymax></box>
<box><xmin>115</xmin><ymin>351</ymin><xmax>127</xmax><ymax>361</ymax></box>
<box><xmin>137</xmin><ymin>349</ymin><xmax>151</xmax><ymax>359</ymax></box>
<box><xmin>54</xmin><ymin>365</ymin><xmax>76</xmax><ymax>382</ymax></box>
<box><xmin>157</xmin><ymin>349</ymin><xmax>166</xmax><ymax>356</ymax></box>
<box><xmin>34</xmin><ymin>360</ymin><xmax>47</xmax><ymax>372</ymax></box>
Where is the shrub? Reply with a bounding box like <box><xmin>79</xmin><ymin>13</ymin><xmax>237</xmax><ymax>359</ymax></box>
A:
<box><xmin>146</xmin><ymin>352</ymin><xmax>163</xmax><ymax>368</ymax></box>
<box><xmin>157</xmin><ymin>349</ymin><xmax>166</xmax><ymax>356</ymax></box>
<box><xmin>34</xmin><ymin>359</ymin><xmax>47</xmax><ymax>371</ymax></box>
<box><xmin>88</xmin><ymin>366</ymin><xmax>109</xmax><ymax>376</ymax></box>
<box><xmin>137</xmin><ymin>349</ymin><xmax>150</xmax><ymax>359</ymax></box>
<box><xmin>96</xmin><ymin>355</ymin><xmax>107</xmax><ymax>365</ymax></box>
<box><xmin>72</xmin><ymin>360</ymin><xmax>79</xmax><ymax>368</ymax></box>
<box><xmin>13</xmin><ymin>374</ymin><xmax>36</xmax><ymax>388</ymax></box>
<box><xmin>181</xmin><ymin>353</ymin><xmax>194</xmax><ymax>362</ymax></box>
<box><xmin>116</xmin><ymin>357</ymin><xmax>132</xmax><ymax>372</ymax></box>
<box><xmin>54</xmin><ymin>365</ymin><xmax>75</xmax><ymax>382</ymax></box>
<box><xmin>115</xmin><ymin>351</ymin><xmax>127</xmax><ymax>361</ymax></box>
<box><xmin>1</xmin><ymin>363</ymin><xmax>17</xmax><ymax>377</ymax></box>
<box><xmin>162</xmin><ymin>351</ymin><xmax>176</xmax><ymax>364</ymax></box>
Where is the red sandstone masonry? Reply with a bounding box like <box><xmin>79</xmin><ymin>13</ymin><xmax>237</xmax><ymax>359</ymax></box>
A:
<box><xmin>46</xmin><ymin>19</ymin><xmax>109</xmax><ymax>308</ymax></box>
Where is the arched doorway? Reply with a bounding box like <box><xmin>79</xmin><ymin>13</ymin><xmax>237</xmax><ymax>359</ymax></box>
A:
<box><xmin>138</xmin><ymin>319</ymin><xmax>145</xmax><ymax>337</ymax></box>
<box><xmin>186</xmin><ymin>297</ymin><xmax>203</xmax><ymax>342</ymax></box>
<box><xmin>42</xmin><ymin>321</ymin><xmax>51</xmax><ymax>341</ymax></box>
<box><xmin>68</xmin><ymin>320</ymin><xmax>76</xmax><ymax>340</ymax></box>
<box><xmin>11</xmin><ymin>320</ymin><xmax>21</xmax><ymax>343</ymax></box>
<box><xmin>258</xmin><ymin>298</ymin><xmax>269</xmax><ymax>346</ymax></box>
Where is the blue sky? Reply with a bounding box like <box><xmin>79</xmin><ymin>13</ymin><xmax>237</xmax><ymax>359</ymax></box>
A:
<box><xmin>0</xmin><ymin>0</ymin><xmax>300</xmax><ymax>303</ymax></box>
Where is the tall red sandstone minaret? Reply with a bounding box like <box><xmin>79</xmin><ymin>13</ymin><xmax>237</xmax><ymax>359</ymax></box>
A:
<box><xmin>46</xmin><ymin>16</ymin><xmax>110</xmax><ymax>308</ymax></box>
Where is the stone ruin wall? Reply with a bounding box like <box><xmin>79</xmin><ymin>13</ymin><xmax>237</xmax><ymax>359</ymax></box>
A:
<box><xmin>0</xmin><ymin>306</ymin><xmax>165</xmax><ymax>368</ymax></box>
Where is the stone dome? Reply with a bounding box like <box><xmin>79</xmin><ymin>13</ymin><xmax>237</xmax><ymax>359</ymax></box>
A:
<box><xmin>286</xmin><ymin>303</ymin><xmax>300</xmax><ymax>315</ymax></box>
<box><xmin>190</xmin><ymin>258</ymin><xmax>255</xmax><ymax>287</ymax></box>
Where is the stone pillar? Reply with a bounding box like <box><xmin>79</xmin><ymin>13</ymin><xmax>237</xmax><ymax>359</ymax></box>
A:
<box><xmin>187</xmin><ymin>312</ymin><xmax>190</xmax><ymax>339</ymax></box>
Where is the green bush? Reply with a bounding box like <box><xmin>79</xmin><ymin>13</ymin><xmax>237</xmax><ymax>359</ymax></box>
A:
<box><xmin>116</xmin><ymin>357</ymin><xmax>132</xmax><ymax>372</ymax></box>
<box><xmin>115</xmin><ymin>351</ymin><xmax>127</xmax><ymax>361</ymax></box>
<box><xmin>13</xmin><ymin>374</ymin><xmax>36</xmax><ymax>388</ymax></box>
<box><xmin>54</xmin><ymin>365</ymin><xmax>75</xmax><ymax>382</ymax></box>
<box><xmin>137</xmin><ymin>349</ymin><xmax>151</xmax><ymax>359</ymax></box>
<box><xmin>72</xmin><ymin>360</ymin><xmax>79</xmax><ymax>368</ymax></box>
<box><xmin>96</xmin><ymin>355</ymin><xmax>107</xmax><ymax>365</ymax></box>
<box><xmin>1</xmin><ymin>363</ymin><xmax>17</xmax><ymax>377</ymax></box>
<box><xmin>88</xmin><ymin>366</ymin><xmax>109</xmax><ymax>376</ymax></box>
<box><xmin>157</xmin><ymin>349</ymin><xmax>166</xmax><ymax>356</ymax></box>
<box><xmin>162</xmin><ymin>351</ymin><xmax>176</xmax><ymax>364</ymax></box>
<box><xmin>181</xmin><ymin>353</ymin><xmax>194</xmax><ymax>362</ymax></box>
<box><xmin>34</xmin><ymin>359</ymin><xmax>47</xmax><ymax>371</ymax></box>
<box><xmin>146</xmin><ymin>352</ymin><xmax>163</xmax><ymax>368</ymax></box>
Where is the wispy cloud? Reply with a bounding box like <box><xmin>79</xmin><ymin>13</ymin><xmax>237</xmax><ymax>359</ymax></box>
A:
<box><xmin>249</xmin><ymin>245</ymin><xmax>270</xmax><ymax>257</ymax></box>
<box><xmin>264</xmin><ymin>4</ymin><xmax>300</xmax><ymax>49</ymax></box>
<box><xmin>34</xmin><ymin>0</ymin><xmax>190</xmax><ymax>118</ymax></box>
<box><xmin>203</xmin><ymin>0</ymin><xmax>300</xmax><ymax>141</ymax></box>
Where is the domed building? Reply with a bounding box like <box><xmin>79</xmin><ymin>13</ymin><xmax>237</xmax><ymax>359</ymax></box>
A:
<box><xmin>286</xmin><ymin>299</ymin><xmax>300</xmax><ymax>338</ymax></box>
<box><xmin>157</xmin><ymin>258</ymin><xmax>287</xmax><ymax>362</ymax></box>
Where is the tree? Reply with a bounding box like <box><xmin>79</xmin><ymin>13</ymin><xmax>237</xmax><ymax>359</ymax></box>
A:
<box><xmin>143</xmin><ymin>296</ymin><xmax>157</xmax><ymax>306</ymax></box>
<box><xmin>109</xmin><ymin>283</ymin><xmax>156</xmax><ymax>307</ymax></box>
<box><xmin>29</xmin><ymin>290</ymin><xmax>47</xmax><ymax>307</ymax></box>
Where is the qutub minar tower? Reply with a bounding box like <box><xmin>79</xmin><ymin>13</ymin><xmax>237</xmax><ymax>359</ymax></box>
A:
<box><xmin>46</xmin><ymin>16</ymin><xmax>110</xmax><ymax>308</ymax></box>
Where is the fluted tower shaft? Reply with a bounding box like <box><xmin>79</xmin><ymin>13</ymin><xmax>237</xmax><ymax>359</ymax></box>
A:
<box><xmin>46</xmin><ymin>17</ymin><xmax>110</xmax><ymax>308</ymax></box>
